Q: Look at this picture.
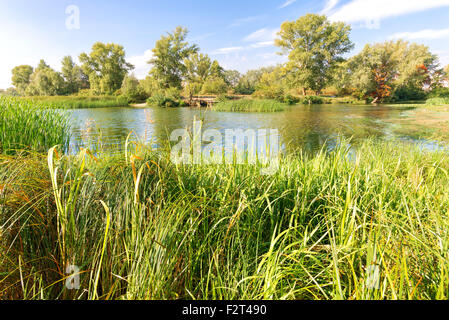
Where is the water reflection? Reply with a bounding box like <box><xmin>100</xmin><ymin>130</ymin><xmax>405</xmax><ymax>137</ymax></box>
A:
<box><xmin>67</xmin><ymin>104</ymin><xmax>433</xmax><ymax>155</ymax></box>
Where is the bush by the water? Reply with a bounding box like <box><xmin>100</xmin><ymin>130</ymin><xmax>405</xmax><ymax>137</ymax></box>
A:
<box><xmin>2</xmin><ymin>139</ymin><xmax>449</xmax><ymax>299</ymax></box>
<box><xmin>426</xmin><ymin>97</ymin><xmax>449</xmax><ymax>105</ymax></box>
<box><xmin>213</xmin><ymin>99</ymin><xmax>286</xmax><ymax>112</ymax></box>
<box><xmin>147</xmin><ymin>88</ymin><xmax>184</xmax><ymax>107</ymax></box>
<box><xmin>0</xmin><ymin>97</ymin><xmax>70</xmax><ymax>154</ymax></box>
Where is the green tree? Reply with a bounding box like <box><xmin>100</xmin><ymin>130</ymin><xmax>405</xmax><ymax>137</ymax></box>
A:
<box><xmin>79</xmin><ymin>42</ymin><xmax>134</xmax><ymax>95</ymax></box>
<box><xmin>275</xmin><ymin>14</ymin><xmax>353</xmax><ymax>95</ymax></box>
<box><xmin>235</xmin><ymin>67</ymin><xmax>275</xmax><ymax>95</ymax></box>
<box><xmin>201</xmin><ymin>76</ymin><xmax>228</xmax><ymax>95</ymax></box>
<box><xmin>149</xmin><ymin>26</ymin><xmax>198</xmax><ymax>89</ymax></box>
<box><xmin>343</xmin><ymin>40</ymin><xmax>441</xmax><ymax>102</ymax></box>
<box><xmin>121</xmin><ymin>74</ymin><xmax>147</xmax><ymax>102</ymax></box>
<box><xmin>11</xmin><ymin>65</ymin><xmax>34</xmax><ymax>95</ymax></box>
<box><xmin>253</xmin><ymin>66</ymin><xmax>287</xmax><ymax>100</ymax></box>
<box><xmin>26</xmin><ymin>67</ymin><xmax>64</xmax><ymax>96</ymax></box>
<box><xmin>61</xmin><ymin>56</ymin><xmax>89</xmax><ymax>94</ymax></box>
<box><xmin>223</xmin><ymin>70</ymin><xmax>241</xmax><ymax>89</ymax></box>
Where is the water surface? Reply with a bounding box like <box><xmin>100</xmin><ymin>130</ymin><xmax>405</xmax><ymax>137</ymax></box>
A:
<box><xmin>67</xmin><ymin>104</ymin><xmax>439</xmax><ymax>154</ymax></box>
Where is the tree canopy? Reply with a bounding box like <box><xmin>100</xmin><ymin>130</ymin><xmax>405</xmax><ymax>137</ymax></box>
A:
<box><xmin>276</xmin><ymin>14</ymin><xmax>353</xmax><ymax>95</ymax></box>
<box><xmin>79</xmin><ymin>42</ymin><xmax>134</xmax><ymax>94</ymax></box>
<box><xmin>149</xmin><ymin>26</ymin><xmax>199</xmax><ymax>89</ymax></box>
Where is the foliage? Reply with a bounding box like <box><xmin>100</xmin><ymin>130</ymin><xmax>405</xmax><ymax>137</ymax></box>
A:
<box><xmin>426</xmin><ymin>97</ymin><xmax>449</xmax><ymax>105</ymax></box>
<box><xmin>18</xmin><ymin>96</ymin><xmax>129</xmax><ymax>109</ymax></box>
<box><xmin>79</xmin><ymin>42</ymin><xmax>134</xmax><ymax>95</ymax></box>
<box><xmin>149</xmin><ymin>26</ymin><xmax>199</xmax><ymax>89</ymax></box>
<box><xmin>61</xmin><ymin>56</ymin><xmax>89</xmax><ymax>95</ymax></box>
<box><xmin>147</xmin><ymin>87</ymin><xmax>182</xmax><ymax>107</ymax></box>
<box><xmin>11</xmin><ymin>65</ymin><xmax>34</xmax><ymax>95</ymax></box>
<box><xmin>201</xmin><ymin>76</ymin><xmax>228</xmax><ymax>95</ymax></box>
<box><xmin>121</xmin><ymin>74</ymin><xmax>148</xmax><ymax>103</ymax></box>
<box><xmin>276</xmin><ymin>14</ymin><xmax>353</xmax><ymax>95</ymax></box>
<box><xmin>213</xmin><ymin>98</ymin><xmax>286</xmax><ymax>112</ymax></box>
<box><xmin>2</xmin><ymin>139</ymin><xmax>449</xmax><ymax>299</ymax></box>
<box><xmin>341</xmin><ymin>40</ymin><xmax>441</xmax><ymax>102</ymax></box>
<box><xmin>0</xmin><ymin>97</ymin><xmax>70</xmax><ymax>154</ymax></box>
<box><xmin>235</xmin><ymin>67</ymin><xmax>275</xmax><ymax>95</ymax></box>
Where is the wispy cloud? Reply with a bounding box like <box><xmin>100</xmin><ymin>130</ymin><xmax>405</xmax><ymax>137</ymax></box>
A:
<box><xmin>389</xmin><ymin>29</ymin><xmax>449</xmax><ymax>40</ymax></box>
<box><xmin>329</xmin><ymin>0</ymin><xmax>449</xmax><ymax>29</ymax></box>
<box><xmin>227</xmin><ymin>15</ymin><xmax>265</xmax><ymax>28</ymax></box>
<box><xmin>279</xmin><ymin>0</ymin><xmax>297</xmax><ymax>9</ymax></box>
<box><xmin>211</xmin><ymin>47</ymin><xmax>245</xmax><ymax>55</ymax></box>
<box><xmin>243</xmin><ymin>28</ymin><xmax>279</xmax><ymax>42</ymax></box>
<box><xmin>321</xmin><ymin>0</ymin><xmax>340</xmax><ymax>14</ymax></box>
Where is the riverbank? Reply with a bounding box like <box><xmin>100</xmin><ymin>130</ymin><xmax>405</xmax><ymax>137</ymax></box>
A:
<box><xmin>17</xmin><ymin>96</ymin><xmax>130</xmax><ymax>109</ymax></box>
<box><xmin>1</xmin><ymin>138</ymin><xmax>449</xmax><ymax>299</ymax></box>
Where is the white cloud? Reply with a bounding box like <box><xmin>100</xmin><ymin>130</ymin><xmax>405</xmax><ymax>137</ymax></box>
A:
<box><xmin>243</xmin><ymin>28</ymin><xmax>279</xmax><ymax>42</ymax></box>
<box><xmin>279</xmin><ymin>0</ymin><xmax>297</xmax><ymax>9</ymax></box>
<box><xmin>127</xmin><ymin>49</ymin><xmax>153</xmax><ymax>79</ymax></box>
<box><xmin>389</xmin><ymin>29</ymin><xmax>449</xmax><ymax>40</ymax></box>
<box><xmin>227</xmin><ymin>15</ymin><xmax>265</xmax><ymax>28</ymax></box>
<box><xmin>329</xmin><ymin>0</ymin><xmax>449</xmax><ymax>28</ymax></box>
<box><xmin>211</xmin><ymin>47</ymin><xmax>245</xmax><ymax>55</ymax></box>
<box><xmin>321</xmin><ymin>0</ymin><xmax>340</xmax><ymax>14</ymax></box>
<box><xmin>250</xmin><ymin>41</ymin><xmax>275</xmax><ymax>48</ymax></box>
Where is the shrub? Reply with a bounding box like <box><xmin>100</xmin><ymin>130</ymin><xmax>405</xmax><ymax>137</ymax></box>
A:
<box><xmin>299</xmin><ymin>96</ymin><xmax>324</xmax><ymax>105</ymax></box>
<box><xmin>213</xmin><ymin>99</ymin><xmax>286</xmax><ymax>112</ymax></box>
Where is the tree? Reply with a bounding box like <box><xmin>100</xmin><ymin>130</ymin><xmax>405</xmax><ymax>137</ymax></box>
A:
<box><xmin>253</xmin><ymin>66</ymin><xmax>287</xmax><ymax>100</ymax></box>
<box><xmin>79</xmin><ymin>42</ymin><xmax>134</xmax><ymax>95</ymax></box>
<box><xmin>26</xmin><ymin>67</ymin><xmax>64</xmax><ymax>96</ymax></box>
<box><xmin>235</xmin><ymin>67</ymin><xmax>275</xmax><ymax>95</ymax></box>
<box><xmin>149</xmin><ymin>26</ymin><xmax>198</xmax><ymax>89</ymax></box>
<box><xmin>275</xmin><ymin>14</ymin><xmax>353</xmax><ymax>95</ymax></box>
<box><xmin>223</xmin><ymin>70</ymin><xmax>241</xmax><ymax>89</ymax></box>
<box><xmin>121</xmin><ymin>74</ymin><xmax>147</xmax><ymax>102</ymax></box>
<box><xmin>183</xmin><ymin>53</ymin><xmax>226</xmax><ymax>99</ymax></box>
<box><xmin>343</xmin><ymin>40</ymin><xmax>441</xmax><ymax>102</ymax></box>
<box><xmin>61</xmin><ymin>56</ymin><xmax>89</xmax><ymax>94</ymax></box>
<box><xmin>11</xmin><ymin>65</ymin><xmax>34</xmax><ymax>95</ymax></box>
<box><xmin>201</xmin><ymin>76</ymin><xmax>228</xmax><ymax>95</ymax></box>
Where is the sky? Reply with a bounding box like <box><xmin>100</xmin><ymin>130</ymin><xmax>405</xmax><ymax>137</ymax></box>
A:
<box><xmin>1</xmin><ymin>0</ymin><xmax>449</xmax><ymax>89</ymax></box>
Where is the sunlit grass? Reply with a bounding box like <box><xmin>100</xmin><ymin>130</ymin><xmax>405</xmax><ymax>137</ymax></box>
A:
<box><xmin>0</xmin><ymin>97</ymin><xmax>70</xmax><ymax>154</ymax></box>
<box><xmin>1</xmin><ymin>137</ymin><xmax>449</xmax><ymax>300</ymax></box>
<box><xmin>18</xmin><ymin>96</ymin><xmax>129</xmax><ymax>109</ymax></box>
<box><xmin>212</xmin><ymin>99</ymin><xmax>287</xmax><ymax>112</ymax></box>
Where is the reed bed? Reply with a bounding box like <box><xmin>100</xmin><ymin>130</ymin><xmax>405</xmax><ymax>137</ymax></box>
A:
<box><xmin>0</xmin><ymin>97</ymin><xmax>70</xmax><ymax>154</ymax></box>
<box><xmin>1</xmin><ymin>137</ymin><xmax>449</xmax><ymax>300</ymax></box>
<box><xmin>18</xmin><ymin>96</ymin><xmax>129</xmax><ymax>109</ymax></box>
<box><xmin>213</xmin><ymin>99</ymin><xmax>287</xmax><ymax>112</ymax></box>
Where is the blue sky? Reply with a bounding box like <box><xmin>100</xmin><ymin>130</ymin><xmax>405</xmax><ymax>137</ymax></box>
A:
<box><xmin>1</xmin><ymin>0</ymin><xmax>449</xmax><ymax>89</ymax></box>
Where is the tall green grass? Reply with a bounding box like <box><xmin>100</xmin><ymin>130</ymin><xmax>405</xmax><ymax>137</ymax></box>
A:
<box><xmin>18</xmin><ymin>96</ymin><xmax>129</xmax><ymax>109</ymax></box>
<box><xmin>425</xmin><ymin>97</ymin><xmax>449</xmax><ymax>106</ymax></box>
<box><xmin>1</xmin><ymin>138</ymin><xmax>449</xmax><ymax>300</ymax></box>
<box><xmin>213</xmin><ymin>99</ymin><xmax>286</xmax><ymax>112</ymax></box>
<box><xmin>0</xmin><ymin>97</ymin><xmax>70</xmax><ymax>154</ymax></box>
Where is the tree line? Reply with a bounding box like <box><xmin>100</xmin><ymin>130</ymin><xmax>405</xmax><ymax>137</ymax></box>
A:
<box><xmin>5</xmin><ymin>14</ymin><xmax>449</xmax><ymax>104</ymax></box>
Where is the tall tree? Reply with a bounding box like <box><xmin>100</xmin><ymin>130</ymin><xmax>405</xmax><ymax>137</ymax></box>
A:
<box><xmin>61</xmin><ymin>56</ymin><xmax>89</xmax><ymax>94</ymax></box>
<box><xmin>342</xmin><ymin>40</ymin><xmax>441</xmax><ymax>102</ymax></box>
<box><xmin>149</xmin><ymin>26</ymin><xmax>198</xmax><ymax>89</ymax></box>
<box><xmin>26</xmin><ymin>66</ymin><xmax>64</xmax><ymax>96</ymax></box>
<box><xmin>11</xmin><ymin>65</ymin><xmax>34</xmax><ymax>95</ymax></box>
<box><xmin>79</xmin><ymin>42</ymin><xmax>134</xmax><ymax>94</ymax></box>
<box><xmin>275</xmin><ymin>14</ymin><xmax>353</xmax><ymax>95</ymax></box>
<box><xmin>223</xmin><ymin>70</ymin><xmax>241</xmax><ymax>88</ymax></box>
